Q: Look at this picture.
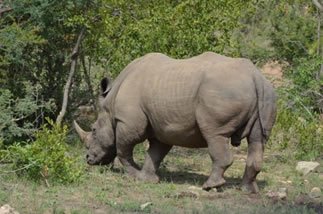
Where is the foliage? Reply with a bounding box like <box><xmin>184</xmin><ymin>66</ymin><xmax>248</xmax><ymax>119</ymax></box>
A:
<box><xmin>269</xmin><ymin>97</ymin><xmax>322</xmax><ymax>161</ymax></box>
<box><xmin>0</xmin><ymin>0</ymin><xmax>94</xmax><ymax>124</ymax></box>
<box><xmin>0</xmin><ymin>82</ymin><xmax>53</xmax><ymax>144</ymax></box>
<box><xmin>284</xmin><ymin>55</ymin><xmax>322</xmax><ymax>115</ymax></box>
<box><xmin>238</xmin><ymin>0</ymin><xmax>319</xmax><ymax>63</ymax></box>
<box><xmin>83</xmin><ymin>0</ymin><xmax>256</xmax><ymax>77</ymax></box>
<box><xmin>1</xmin><ymin>118</ymin><xmax>84</xmax><ymax>184</ymax></box>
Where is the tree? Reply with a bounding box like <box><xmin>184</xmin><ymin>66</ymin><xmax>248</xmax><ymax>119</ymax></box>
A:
<box><xmin>0</xmin><ymin>0</ymin><xmax>93</xmax><ymax>142</ymax></box>
<box><xmin>312</xmin><ymin>0</ymin><xmax>323</xmax><ymax>80</ymax></box>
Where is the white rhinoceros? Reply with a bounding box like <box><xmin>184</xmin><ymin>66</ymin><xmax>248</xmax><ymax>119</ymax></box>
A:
<box><xmin>74</xmin><ymin>52</ymin><xmax>277</xmax><ymax>193</ymax></box>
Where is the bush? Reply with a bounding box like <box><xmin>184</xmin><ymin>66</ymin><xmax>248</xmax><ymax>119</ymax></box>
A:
<box><xmin>237</xmin><ymin>0</ymin><xmax>317</xmax><ymax>63</ymax></box>
<box><xmin>2</xmin><ymin>118</ymin><xmax>84</xmax><ymax>184</ymax></box>
<box><xmin>284</xmin><ymin>55</ymin><xmax>322</xmax><ymax>115</ymax></box>
<box><xmin>269</xmin><ymin>97</ymin><xmax>322</xmax><ymax>161</ymax></box>
<box><xmin>0</xmin><ymin>82</ymin><xmax>53</xmax><ymax>144</ymax></box>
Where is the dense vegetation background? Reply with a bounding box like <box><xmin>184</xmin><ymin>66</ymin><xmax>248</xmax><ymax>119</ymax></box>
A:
<box><xmin>0</xmin><ymin>0</ymin><xmax>322</xmax><ymax>183</ymax></box>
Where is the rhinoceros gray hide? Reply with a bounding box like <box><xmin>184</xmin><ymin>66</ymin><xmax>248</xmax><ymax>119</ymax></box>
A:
<box><xmin>74</xmin><ymin>52</ymin><xmax>277</xmax><ymax>193</ymax></box>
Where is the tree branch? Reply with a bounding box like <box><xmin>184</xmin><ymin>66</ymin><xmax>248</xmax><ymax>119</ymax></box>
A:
<box><xmin>0</xmin><ymin>0</ymin><xmax>12</xmax><ymax>15</ymax></box>
<box><xmin>56</xmin><ymin>27</ymin><xmax>86</xmax><ymax>125</ymax></box>
<box><xmin>71</xmin><ymin>27</ymin><xmax>86</xmax><ymax>59</ymax></box>
<box><xmin>0</xmin><ymin>7</ymin><xmax>12</xmax><ymax>14</ymax></box>
<box><xmin>0</xmin><ymin>162</ymin><xmax>35</xmax><ymax>174</ymax></box>
<box><xmin>81</xmin><ymin>55</ymin><xmax>96</xmax><ymax>111</ymax></box>
<box><xmin>312</xmin><ymin>0</ymin><xmax>323</xmax><ymax>11</ymax></box>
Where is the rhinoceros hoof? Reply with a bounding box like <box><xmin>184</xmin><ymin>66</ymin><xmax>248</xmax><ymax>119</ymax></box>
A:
<box><xmin>240</xmin><ymin>181</ymin><xmax>259</xmax><ymax>193</ymax></box>
<box><xmin>202</xmin><ymin>177</ymin><xmax>226</xmax><ymax>191</ymax></box>
<box><xmin>231</xmin><ymin>141</ymin><xmax>241</xmax><ymax>147</ymax></box>
<box><xmin>137</xmin><ymin>171</ymin><xmax>160</xmax><ymax>184</ymax></box>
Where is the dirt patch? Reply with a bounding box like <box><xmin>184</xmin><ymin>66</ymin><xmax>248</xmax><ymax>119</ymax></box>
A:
<box><xmin>261</xmin><ymin>61</ymin><xmax>286</xmax><ymax>87</ymax></box>
<box><xmin>294</xmin><ymin>194</ymin><xmax>323</xmax><ymax>214</ymax></box>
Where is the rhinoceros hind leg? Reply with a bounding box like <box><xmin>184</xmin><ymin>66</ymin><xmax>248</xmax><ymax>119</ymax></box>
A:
<box><xmin>138</xmin><ymin>138</ymin><xmax>172</xmax><ymax>183</ymax></box>
<box><xmin>202</xmin><ymin>136</ymin><xmax>233</xmax><ymax>191</ymax></box>
<box><xmin>241</xmin><ymin>119</ymin><xmax>265</xmax><ymax>193</ymax></box>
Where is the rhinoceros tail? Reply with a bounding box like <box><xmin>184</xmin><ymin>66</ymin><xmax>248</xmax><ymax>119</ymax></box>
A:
<box><xmin>254</xmin><ymin>73</ymin><xmax>277</xmax><ymax>141</ymax></box>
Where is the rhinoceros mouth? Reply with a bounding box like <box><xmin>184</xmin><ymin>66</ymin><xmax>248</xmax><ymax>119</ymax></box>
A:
<box><xmin>87</xmin><ymin>153</ymin><xmax>116</xmax><ymax>165</ymax></box>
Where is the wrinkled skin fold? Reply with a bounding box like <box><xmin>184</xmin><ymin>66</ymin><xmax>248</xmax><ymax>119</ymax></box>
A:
<box><xmin>75</xmin><ymin>52</ymin><xmax>277</xmax><ymax>193</ymax></box>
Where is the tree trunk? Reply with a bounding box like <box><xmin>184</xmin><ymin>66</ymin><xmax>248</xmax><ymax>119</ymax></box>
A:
<box><xmin>81</xmin><ymin>55</ymin><xmax>96</xmax><ymax>111</ymax></box>
<box><xmin>56</xmin><ymin>27</ymin><xmax>86</xmax><ymax>125</ymax></box>
<box><xmin>313</xmin><ymin>0</ymin><xmax>323</xmax><ymax>80</ymax></box>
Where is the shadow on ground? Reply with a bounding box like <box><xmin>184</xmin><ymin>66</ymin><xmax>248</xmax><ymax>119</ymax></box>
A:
<box><xmin>158</xmin><ymin>168</ymin><xmax>267</xmax><ymax>191</ymax></box>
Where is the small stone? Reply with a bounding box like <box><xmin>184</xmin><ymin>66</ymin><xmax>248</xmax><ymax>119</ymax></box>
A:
<box><xmin>310</xmin><ymin>187</ymin><xmax>321</xmax><ymax>198</ymax></box>
<box><xmin>210</xmin><ymin>188</ymin><xmax>218</xmax><ymax>193</ymax></box>
<box><xmin>280</xmin><ymin>180</ymin><xmax>292</xmax><ymax>185</ymax></box>
<box><xmin>188</xmin><ymin>186</ymin><xmax>202</xmax><ymax>191</ymax></box>
<box><xmin>0</xmin><ymin>204</ymin><xmax>19</xmax><ymax>214</ymax></box>
<box><xmin>265</xmin><ymin>188</ymin><xmax>287</xmax><ymax>200</ymax></box>
<box><xmin>140</xmin><ymin>202</ymin><xmax>152</xmax><ymax>210</ymax></box>
<box><xmin>296</xmin><ymin>161</ymin><xmax>320</xmax><ymax>175</ymax></box>
<box><xmin>304</xmin><ymin>179</ymin><xmax>310</xmax><ymax>185</ymax></box>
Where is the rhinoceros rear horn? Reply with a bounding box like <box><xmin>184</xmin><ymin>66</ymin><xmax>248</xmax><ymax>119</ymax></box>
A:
<box><xmin>73</xmin><ymin>120</ymin><xmax>90</xmax><ymax>143</ymax></box>
<box><xmin>100</xmin><ymin>77</ymin><xmax>112</xmax><ymax>97</ymax></box>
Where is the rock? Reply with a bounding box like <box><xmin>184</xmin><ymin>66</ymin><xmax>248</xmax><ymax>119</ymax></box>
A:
<box><xmin>0</xmin><ymin>204</ymin><xmax>19</xmax><ymax>214</ymax></box>
<box><xmin>266</xmin><ymin>188</ymin><xmax>287</xmax><ymax>200</ymax></box>
<box><xmin>296</xmin><ymin>161</ymin><xmax>320</xmax><ymax>175</ymax></box>
<box><xmin>188</xmin><ymin>186</ymin><xmax>202</xmax><ymax>191</ymax></box>
<box><xmin>140</xmin><ymin>202</ymin><xmax>152</xmax><ymax>210</ymax></box>
<box><xmin>304</xmin><ymin>179</ymin><xmax>310</xmax><ymax>185</ymax></box>
<box><xmin>280</xmin><ymin>180</ymin><xmax>292</xmax><ymax>185</ymax></box>
<box><xmin>310</xmin><ymin>187</ymin><xmax>321</xmax><ymax>198</ymax></box>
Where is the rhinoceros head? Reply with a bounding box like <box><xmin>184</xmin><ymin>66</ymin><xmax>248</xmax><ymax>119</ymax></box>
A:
<box><xmin>74</xmin><ymin>77</ymin><xmax>116</xmax><ymax>165</ymax></box>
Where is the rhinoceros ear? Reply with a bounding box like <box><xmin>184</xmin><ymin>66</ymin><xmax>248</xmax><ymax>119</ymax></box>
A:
<box><xmin>100</xmin><ymin>77</ymin><xmax>112</xmax><ymax>97</ymax></box>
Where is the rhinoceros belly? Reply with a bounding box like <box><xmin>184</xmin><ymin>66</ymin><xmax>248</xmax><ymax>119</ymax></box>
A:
<box><xmin>150</xmin><ymin>121</ymin><xmax>207</xmax><ymax>148</ymax></box>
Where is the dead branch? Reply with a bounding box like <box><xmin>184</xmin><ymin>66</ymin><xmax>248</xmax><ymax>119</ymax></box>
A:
<box><xmin>0</xmin><ymin>162</ymin><xmax>35</xmax><ymax>174</ymax></box>
<box><xmin>0</xmin><ymin>0</ymin><xmax>12</xmax><ymax>16</ymax></box>
<box><xmin>313</xmin><ymin>0</ymin><xmax>323</xmax><ymax>80</ymax></box>
<box><xmin>0</xmin><ymin>7</ymin><xmax>12</xmax><ymax>14</ymax></box>
<box><xmin>56</xmin><ymin>27</ymin><xmax>86</xmax><ymax>125</ymax></box>
<box><xmin>312</xmin><ymin>0</ymin><xmax>323</xmax><ymax>11</ymax></box>
<box><xmin>81</xmin><ymin>55</ymin><xmax>96</xmax><ymax>111</ymax></box>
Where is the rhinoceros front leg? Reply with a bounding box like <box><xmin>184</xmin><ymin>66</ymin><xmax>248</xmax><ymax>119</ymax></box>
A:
<box><xmin>117</xmin><ymin>142</ymin><xmax>140</xmax><ymax>177</ymax></box>
<box><xmin>116</xmin><ymin>123</ymin><xmax>141</xmax><ymax>178</ymax></box>
<box><xmin>138</xmin><ymin>138</ymin><xmax>172</xmax><ymax>183</ymax></box>
<box><xmin>202</xmin><ymin>136</ymin><xmax>233</xmax><ymax>190</ymax></box>
<box><xmin>241</xmin><ymin>119</ymin><xmax>264</xmax><ymax>193</ymax></box>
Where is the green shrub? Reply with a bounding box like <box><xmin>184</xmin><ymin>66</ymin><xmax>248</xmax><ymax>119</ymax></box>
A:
<box><xmin>284</xmin><ymin>55</ymin><xmax>322</xmax><ymax>115</ymax></box>
<box><xmin>0</xmin><ymin>82</ymin><xmax>53</xmax><ymax>144</ymax></box>
<box><xmin>237</xmin><ymin>0</ymin><xmax>318</xmax><ymax>64</ymax></box>
<box><xmin>2</xmin><ymin>118</ymin><xmax>84</xmax><ymax>184</ymax></box>
<box><xmin>269</xmin><ymin>97</ymin><xmax>322</xmax><ymax>161</ymax></box>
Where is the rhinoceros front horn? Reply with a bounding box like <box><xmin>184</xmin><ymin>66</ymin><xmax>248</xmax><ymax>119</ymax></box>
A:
<box><xmin>73</xmin><ymin>120</ymin><xmax>90</xmax><ymax>143</ymax></box>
